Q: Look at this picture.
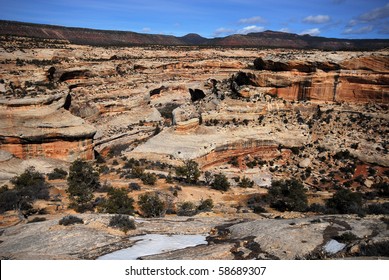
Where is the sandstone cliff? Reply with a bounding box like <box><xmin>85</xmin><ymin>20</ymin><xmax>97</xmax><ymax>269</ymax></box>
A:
<box><xmin>248</xmin><ymin>53</ymin><xmax>389</xmax><ymax>103</ymax></box>
<box><xmin>0</xmin><ymin>93</ymin><xmax>96</xmax><ymax>161</ymax></box>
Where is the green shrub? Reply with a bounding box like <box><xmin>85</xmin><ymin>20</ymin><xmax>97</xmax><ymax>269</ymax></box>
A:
<box><xmin>326</xmin><ymin>188</ymin><xmax>364</xmax><ymax>214</ymax></box>
<box><xmin>308</xmin><ymin>203</ymin><xmax>327</xmax><ymax>213</ymax></box>
<box><xmin>108</xmin><ymin>215</ymin><xmax>136</xmax><ymax>233</ymax></box>
<box><xmin>175</xmin><ymin>160</ymin><xmax>200</xmax><ymax>184</ymax></box>
<box><xmin>177</xmin><ymin>201</ymin><xmax>197</xmax><ymax>216</ymax></box>
<box><xmin>373</xmin><ymin>182</ymin><xmax>389</xmax><ymax>197</ymax></box>
<box><xmin>129</xmin><ymin>182</ymin><xmax>141</xmax><ymax>191</ymax></box>
<box><xmin>204</xmin><ymin>171</ymin><xmax>213</xmax><ymax>185</ymax></box>
<box><xmin>12</xmin><ymin>167</ymin><xmax>50</xmax><ymax>201</ymax></box>
<box><xmin>123</xmin><ymin>158</ymin><xmax>140</xmax><ymax>169</ymax></box>
<box><xmin>334</xmin><ymin>232</ymin><xmax>358</xmax><ymax>243</ymax></box>
<box><xmin>359</xmin><ymin>240</ymin><xmax>389</xmax><ymax>257</ymax></box>
<box><xmin>165</xmin><ymin>172</ymin><xmax>174</xmax><ymax>183</ymax></box>
<box><xmin>131</xmin><ymin>166</ymin><xmax>145</xmax><ymax>178</ymax></box>
<box><xmin>247</xmin><ymin>194</ymin><xmax>267</xmax><ymax>214</ymax></box>
<box><xmin>197</xmin><ymin>198</ymin><xmax>214</xmax><ymax>212</ymax></box>
<box><xmin>366</xmin><ymin>202</ymin><xmax>389</xmax><ymax>215</ymax></box>
<box><xmin>333</xmin><ymin>150</ymin><xmax>354</xmax><ymax>161</ymax></box>
<box><xmin>99</xmin><ymin>165</ymin><xmax>110</xmax><ymax>174</ymax></box>
<box><xmin>211</xmin><ymin>173</ymin><xmax>230</xmax><ymax>191</ymax></box>
<box><xmin>238</xmin><ymin>176</ymin><xmax>254</xmax><ymax>188</ymax></box>
<box><xmin>47</xmin><ymin>168</ymin><xmax>68</xmax><ymax>180</ymax></box>
<box><xmin>0</xmin><ymin>187</ymin><xmax>21</xmax><ymax>213</ymax></box>
<box><xmin>67</xmin><ymin>159</ymin><xmax>100</xmax><ymax>212</ymax></box>
<box><xmin>268</xmin><ymin>179</ymin><xmax>308</xmax><ymax>212</ymax></box>
<box><xmin>0</xmin><ymin>168</ymin><xmax>50</xmax><ymax>215</ymax></box>
<box><xmin>141</xmin><ymin>173</ymin><xmax>157</xmax><ymax>185</ymax></box>
<box><xmin>252</xmin><ymin>205</ymin><xmax>267</xmax><ymax>214</ymax></box>
<box><xmin>59</xmin><ymin>215</ymin><xmax>84</xmax><ymax>226</ymax></box>
<box><xmin>138</xmin><ymin>192</ymin><xmax>166</xmax><ymax>218</ymax></box>
<box><xmin>98</xmin><ymin>187</ymin><xmax>134</xmax><ymax>215</ymax></box>
<box><xmin>228</xmin><ymin>156</ymin><xmax>239</xmax><ymax>167</ymax></box>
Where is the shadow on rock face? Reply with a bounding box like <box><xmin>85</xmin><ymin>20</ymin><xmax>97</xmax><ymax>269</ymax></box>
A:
<box><xmin>189</xmin><ymin>88</ymin><xmax>205</xmax><ymax>102</ymax></box>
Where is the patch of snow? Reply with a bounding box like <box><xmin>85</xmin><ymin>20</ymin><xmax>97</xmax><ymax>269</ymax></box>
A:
<box><xmin>323</xmin><ymin>239</ymin><xmax>346</xmax><ymax>254</ymax></box>
<box><xmin>98</xmin><ymin>234</ymin><xmax>207</xmax><ymax>260</ymax></box>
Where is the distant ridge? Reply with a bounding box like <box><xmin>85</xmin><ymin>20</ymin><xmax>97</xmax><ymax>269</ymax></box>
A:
<box><xmin>180</xmin><ymin>33</ymin><xmax>209</xmax><ymax>45</ymax></box>
<box><xmin>1</xmin><ymin>20</ymin><xmax>388</xmax><ymax>50</ymax></box>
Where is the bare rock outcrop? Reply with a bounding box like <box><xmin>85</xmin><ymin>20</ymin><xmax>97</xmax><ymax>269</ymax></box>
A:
<box><xmin>0</xmin><ymin>214</ymin><xmax>231</xmax><ymax>260</ymax></box>
<box><xmin>250</xmin><ymin>53</ymin><xmax>389</xmax><ymax>103</ymax></box>
<box><xmin>225</xmin><ymin>215</ymin><xmax>389</xmax><ymax>259</ymax></box>
<box><xmin>142</xmin><ymin>215</ymin><xmax>389</xmax><ymax>260</ymax></box>
<box><xmin>0</xmin><ymin>93</ymin><xmax>96</xmax><ymax>161</ymax></box>
<box><xmin>0</xmin><ymin>214</ymin><xmax>133</xmax><ymax>260</ymax></box>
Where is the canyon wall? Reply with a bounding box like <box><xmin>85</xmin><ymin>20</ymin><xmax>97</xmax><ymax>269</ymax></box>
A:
<box><xmin>0</xmin><ymin>94</ymin><xmax>96</xmax><ymax>161</ymax></box>
<box><xmin>198</xmin><ymin>139</ymin><xmax>280</xmax><ymax>169</ymax></box>
<box><xmin>250</xmin><ymin>54</ymin><xmax>389</xmax><ymax>103</ymax></box>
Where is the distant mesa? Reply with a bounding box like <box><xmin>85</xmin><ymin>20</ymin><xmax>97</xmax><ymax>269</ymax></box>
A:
<box><xmin>180</xmin><ymin>33</ymin><xmax>209</xmax><ymax>45</ymax></box>
<box><xmin>0</xmin><ymin>20</ymin><xmax>389</xmax><ymax>50</ymax></box>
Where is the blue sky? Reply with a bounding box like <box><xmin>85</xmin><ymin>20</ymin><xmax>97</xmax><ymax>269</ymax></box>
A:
<box><xmin>0</xmin><ymin>0</ymin><xmax>388</xmax><ymax>39</ymax></box>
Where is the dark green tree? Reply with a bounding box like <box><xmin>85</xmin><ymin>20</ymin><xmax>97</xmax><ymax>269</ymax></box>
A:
<box><xmin>67</xmin><ymin>159</ymin><xmax>100</xmax><ymax>212</ymax></box>
<box><xmin>138</xmin><ymin>192</ymin><xmax>166</xmax><ymax>218</ymax></box>
<box><xmin>373</xmin><ymin>182</ymin><xmax>389</xmax><ymax>197</ymax></box>
<box><xmin>211</xmin><ymin>173</ymin><xmax>230</xmax><ymax>191</ymax></box>
<box><xmin>175</xmin><ymin>160</ymin><xmax>200</xmax><ymax>184</ymax></box>
<box><xmin>109</xmin><ymin>215</ymin><xmax>136</xmax><ymax>233</ymax></box>
<box><xmin>204</xmin><ymin>171</ymin><xmax>213</xmax><ymax>185</ymax></box>
<box><xmin>197</xmin><ymin>198</ymin><xmax>214</xmax><ymax>212</ymax></box>
<box><xmin>141</xmin><ymin>172</ymin><xmax>157</xmax><ymax>185</ymax></box>
<box><xmin>47</xmin><ymin>168</ymin><xmax>68</xmax><ymax>180</ymax></box>
<box><xmin>268</xmin><ymin>179</ymin><xmax>308</xmax><ymax>212</ymax></box>
<box><xmin>326</xmin><ymin>188</ymin><xmax>363</xmax><ymax>214</ymax></box>
<box><xmin>177</xmin><ymin>201</ymin><xmax>197</xmax><ymax>216</ymax></box>
<box><xmin>238</xmin><ymin>176</ymin><xmax>254</xmax><ymax>188</ymax></box>
<box><xmin>0</xmin><ymin>167</ymin><xmax>50</xmax><ymax>218</ymax></box>
<box><xmin>98</xmin><ymin>187</ymin><xmax>134</xmax><ymax>215</ymax></box>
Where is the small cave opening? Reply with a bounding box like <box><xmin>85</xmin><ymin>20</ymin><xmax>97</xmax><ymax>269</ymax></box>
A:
<box><xmin>233</xmin><ymin>71</ymin><xmax>257</xmax><ymax>87</ymax></box>
<box><xmin>47</xmin><ymin>66</ymin><xmax>56</xmax><ymax>82</ymax></box>
<box><xmin>64</xmin><ymin>93</ymin><xmax>71</xmax><ymax>110</ymax></box>
<box><xmin>59</xmin><ymin>70</ymin><xmax>89</xmax><ymax>82</ymax></box>
<box><xmin>189</xmin><ymin>88</ymin><xmax>206</xmax><ymax>102</ymax></box>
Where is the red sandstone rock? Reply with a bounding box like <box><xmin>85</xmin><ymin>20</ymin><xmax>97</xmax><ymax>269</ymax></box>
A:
<box><xmin>0</xmin><ymin>94</ymin><xmax>96</xmax><ymax>161</ymax></box>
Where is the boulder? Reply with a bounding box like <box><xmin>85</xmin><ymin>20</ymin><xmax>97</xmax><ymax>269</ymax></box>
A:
<box><xmin>298</xmin><ymin>158</ymin><xmax>311</xmax><ymax>168</ymax></box>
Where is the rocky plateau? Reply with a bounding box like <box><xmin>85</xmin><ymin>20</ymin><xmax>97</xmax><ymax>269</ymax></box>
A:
<box><xmin>0</xmin><ymin>30</ymin><xmax>388</xmax><ymax>260</ymax></box>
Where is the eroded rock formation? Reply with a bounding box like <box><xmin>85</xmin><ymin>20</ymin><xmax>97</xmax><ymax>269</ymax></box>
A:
<box><xmin>0</xmin><ymin>93</ymin><xmax>96</xmax><ymax>161</ymax></box>
<box><xmin>249</xmin><ymin>54</ymin><xmax>389</xmax><ymax>103</ymax></box>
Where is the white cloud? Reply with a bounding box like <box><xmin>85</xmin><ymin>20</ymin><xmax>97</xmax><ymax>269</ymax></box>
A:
<box><xmin>299</xmin><ymin>28</ymin><xmax>321</xmax><ymax>36</ymax></box>
<box><xmin>343</xmin><ymin>25</ymin><xmax>373</xmax><ymax>34</ymax></box>
<box><xmin>238</xmin><ymin>25</ymin><xmax>265</xmax><ymax>34</ymax></box>
<box><xmin>141</xmin><ymin>27</ymin><xmax>151</xmax><ymax>33</ymax></box>
<box><xmin>303</xmin><ymin>15</ymin><xmax>331</xmax><ymax>24</ymax></box>
<box><xmin>238</xmin><ymin>16</ymin><xmax>266</xmax><ymax>24</ymax></box>
<box><xmin>213</xmin><ymin>27</ymin><xmax>235</xmax><ymax>37</ymax></box>
<box><xmin>347</xmin><ymin>19</ymin><xmax>358</xmax><ymax>27</ymax></box>
<box><xmin>343</xmin><ymin>3</ymin><xmax>389</xmax><ymax>36</ymax></box>
<box><xmin>279</xmin><ymin>27</ymin><xmax>291</xmax><ymax>33</ymax></box>
<box><xmin>358</xmin><ymin>3</ymin><xmax>389</xmax><ymax>22</ymax></box>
